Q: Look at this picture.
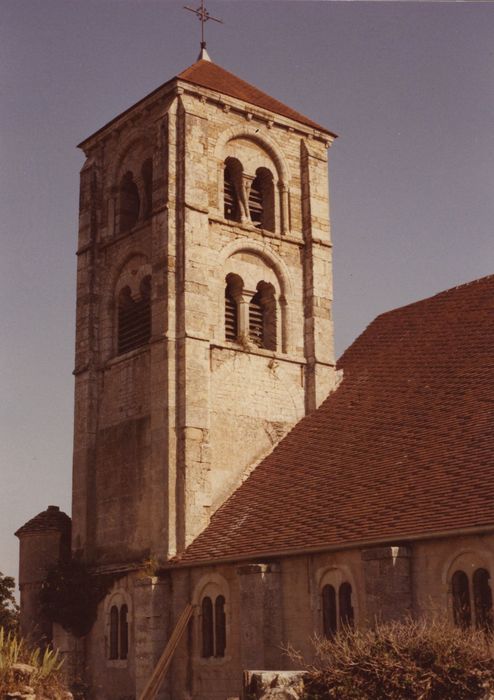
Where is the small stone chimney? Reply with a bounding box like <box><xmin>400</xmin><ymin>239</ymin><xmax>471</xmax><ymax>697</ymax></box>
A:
<box><xmin>15</xmin><ymin>505</ymin><xmax>71</xmax><ymax>642</ymax></box>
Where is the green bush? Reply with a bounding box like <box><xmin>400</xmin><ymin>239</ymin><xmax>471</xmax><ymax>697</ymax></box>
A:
<box><xmin>292</xmin><ymin>618</ymin><xmax>494</xmax><ymax>699</ymax></box>
<box><xmin>0</xmin><ymin>626</ymin><xmax>67</xmax><ymax>696</ymax></box>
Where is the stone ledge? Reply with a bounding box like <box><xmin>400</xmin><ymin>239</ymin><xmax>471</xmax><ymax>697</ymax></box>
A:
<box><xmin>243</xmin><ymin>670</ymin><xmax>306</xmax><ymax>700</ymax></box>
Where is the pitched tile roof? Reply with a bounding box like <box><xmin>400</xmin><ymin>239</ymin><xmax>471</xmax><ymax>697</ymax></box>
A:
<box><xmin>79</xmin><ymin>59</ymin><xmax>334</xmax><ymax>147</ymax></box>
<box><xmin>179</xmin><ymin>275</ymin><xmax>494</xmax><ymax>565</ymax></box>
<box><xmin>177</xmin><ymin>60</ymin><xmax>333</xmax><ymax>134</ymax></box>
<box><xmin>15</xmin><ymin>506</ymin><xmax>71</xmax><ymax>538</ymax></box>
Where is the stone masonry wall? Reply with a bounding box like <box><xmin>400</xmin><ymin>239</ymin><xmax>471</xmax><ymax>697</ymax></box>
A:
<box><xmin>72</xmin><ymin>72</ymin><xmax>337</xmax><ymax>568</ymax></box>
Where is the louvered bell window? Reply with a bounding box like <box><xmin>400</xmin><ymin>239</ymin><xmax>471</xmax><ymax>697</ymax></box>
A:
<box><xmin>225</xmin><ymin>290</ymin><xmax>238</xmax><ymax>342</ymax></box>
<box><xmin>224</xmin><ymin>159</ymin><xmax>241</xmax><ymax>222</ymax></box>
<box><xmin>248</xmin><ymin>177</ymin><xmax>263</xmax><ymax>228</ymax></box>
<box><xmin>249</xmin><ymin>292</ymin><xmax>264</xmax><ymax>347</ymax></box>
<box><xmin>117</xmin><ymin>277</ymin><xmax>151</xmax><ymax>355</ymax></box>
<box><xmin>224</xmin><ymin>176</ymin><xmax>237</xmax><ymax>221</ymax></box>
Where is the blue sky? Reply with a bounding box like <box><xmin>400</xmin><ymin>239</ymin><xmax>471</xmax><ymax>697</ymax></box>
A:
<box><xmin>1</xmin><ymin>0</ymin><xmax>493</xmax><ymax>586</ymax></box>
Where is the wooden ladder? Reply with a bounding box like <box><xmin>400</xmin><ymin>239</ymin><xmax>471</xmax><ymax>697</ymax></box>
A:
<box><xmin>138</xmin><ymin>603</ymin><xmax>194</xmax><ymax>700</ymax></box>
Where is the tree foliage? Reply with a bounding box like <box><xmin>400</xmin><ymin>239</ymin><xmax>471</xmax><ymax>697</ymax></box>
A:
<box><xmin>40</xmin><ymin>559</ymin><xmax>113</xmax><ymax>637</ymax></box>
<box><xmin>0</xmin><ymin>572</ymin><xmax>19</xmax><ymax>633</ymax></box>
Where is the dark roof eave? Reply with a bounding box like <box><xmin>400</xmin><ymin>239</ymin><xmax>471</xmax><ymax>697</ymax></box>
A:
<box><xmin>162</xmin><ymin>522</ymin><xmax>494</xmax><ymax>571</ymax></box>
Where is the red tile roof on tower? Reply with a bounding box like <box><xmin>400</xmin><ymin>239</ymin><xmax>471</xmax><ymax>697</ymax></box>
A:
<box><xmin>177</xmin><ymin>60</ymin><xmax>333</xmax><ymax>134</ymax></box>
<box><xmin>178</xmin><ymin>275</ymin><xmax>494</xmax><ymax>565</ymax></box>
<box><xmin>78</xmin><ymin>59</ymin><xmax>334</xmax><ymax>147</ymax></box>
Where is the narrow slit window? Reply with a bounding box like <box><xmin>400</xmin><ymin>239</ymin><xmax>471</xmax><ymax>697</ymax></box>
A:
<box><xmin>109</xmin><ymin>606</ymin><xmax>119</xmax><ymax>660</ymax></box>
<box><xmin>322</xmin><ymin>584</ymin><xmax>337</xmax><ymax>638</ymax></box>
<box><xmin>214</xmin><ymin>595</ymin><xmax>226</xmax><ymax>657</ymax></box>
<box><xmin>452</xmin><ymin>570</ymin><xmax>471</xmax><ymax>628</ymax></box>
<box><xmin>119</xmin><ymin>604</ymin><xmax>129</xmax><ymax>660</ymax></box>
<box><xmin>473</xmin><ymin>568</ymin><xmax>493</xmax><ymax>631</ymax></box>
<box><xmin>201</xmin><ymin>596</ymin><xmax>214</xmax><ymax>658</ymax></box>
<box><xmin>338</xmin><ymin>582</ymin><xmax>354</xmax><ymax>629</ymax></box>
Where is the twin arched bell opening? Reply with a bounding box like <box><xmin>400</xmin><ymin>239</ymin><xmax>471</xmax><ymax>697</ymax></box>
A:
<box><xmin>223</xmin><ymin>158</ymin><xmax>275</xmax><ymax>232</ymax></box>
<box><xmin>224</xmin><ymin>274</ymin><xmax>277</xmax><ymax>351</ymax></box>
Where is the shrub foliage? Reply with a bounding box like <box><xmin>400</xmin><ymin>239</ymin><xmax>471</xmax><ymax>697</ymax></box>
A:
<box><xmin>293</xmin><ymin>618</ymin><xmax>494</xmax><ymax>700</ymax></box>
<box><xmin>0</xmin><ymin>626</ymin><xmax>66</xmax><ymax>696</ymax></box>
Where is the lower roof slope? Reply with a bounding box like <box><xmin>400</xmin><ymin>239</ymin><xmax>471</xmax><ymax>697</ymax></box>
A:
<box><xmin>180</xmin><ymin>275</ymin><xmax>494</xmax><ymax>564</ymax></box>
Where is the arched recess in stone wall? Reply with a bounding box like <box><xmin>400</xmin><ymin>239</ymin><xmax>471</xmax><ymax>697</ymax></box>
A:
<box><xmin>215</xmin><ymin>238</ymin><xmax>293</xmax><ymax>354</ymax></box>
<box><xmin>442</xmin><ymin>549</ymin><xmax>494</xmax><ymax>587</ymax></box>
<box><xmin>316</xmin><ymin>565</ymin><xmax>359</xmax><ymax>633</ymax></box>
<box><xmin>191</xmin><ymin>573</ymin><xmax>230</xmax><ymax>662</ymax></box>
<box><xmin>99</xmin><ymin>251</ymin><xmax>151</xmax><ymax>361</ymax></box>
<box><xmin>109</xmin><ymin>131</ymin><xmax>155</xmax><ymax>187</ymax></box>
<box><xmin>107</xmin><ymin>131</ymin><xmax>155</xmax><ymax>236</ymax></box>
<box><xmin>213</xmin><ymin>126</ymin><xmax>291</xmax><ymax>233</ymax></box>
<box><xmin>442</xmin><ymin>548</ymin><xmax>494</xmax><ymax>629</ymax></box>
<box><xmin>103</xmin><ymin>586</ymin><xmax>132</xmax><ymax>665</ymax></box>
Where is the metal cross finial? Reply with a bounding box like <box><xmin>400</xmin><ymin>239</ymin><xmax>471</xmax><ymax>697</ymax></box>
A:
<box><xmin>184</xmin><ymin>0</ymin><xmax>223</xmax><ymax>52</ymax></box>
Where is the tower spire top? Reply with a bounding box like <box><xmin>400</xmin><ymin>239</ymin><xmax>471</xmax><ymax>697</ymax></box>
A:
<box><xmin>184</xmin><ymin>0</ymin><xmax>223</xmax><ymax>61</ymax></box>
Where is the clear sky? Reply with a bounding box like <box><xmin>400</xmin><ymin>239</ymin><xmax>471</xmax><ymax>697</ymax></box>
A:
<box><xmin>1</xmin><ymin>1</ymin><xmax>493</xmax><ymax>587</ymax></box>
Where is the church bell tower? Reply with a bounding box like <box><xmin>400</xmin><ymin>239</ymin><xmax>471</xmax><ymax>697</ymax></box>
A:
<box><xmin>72</xmin><ymin>54</ymin><xmax>337</xmax><ymax>569</ymax></box>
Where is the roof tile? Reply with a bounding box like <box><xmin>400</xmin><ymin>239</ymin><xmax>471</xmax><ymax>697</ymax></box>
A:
<box><xmin>180</xmin><ymin>275</ymin><xmax>494</xmax><ymax>564</ymax></box>
<box><xmin>178</xmin><ymin>60</ymin><xmax>332</xmax><ymax>134</ymax></box>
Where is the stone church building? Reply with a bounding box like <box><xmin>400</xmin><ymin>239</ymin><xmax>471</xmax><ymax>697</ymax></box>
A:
<box><xmin>16</xmin><ymin>52</ymin><xmax>494</xmax><ymax>700</ymax></box>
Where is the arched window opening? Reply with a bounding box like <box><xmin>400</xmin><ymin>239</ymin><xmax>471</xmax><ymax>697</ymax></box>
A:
<box><xmin>452</xmin><ymin>570</ymin><xmax>471</xmax><ymax>629</ymax></box>
<box><xmin>214</xmin><ymin>595</ymin><xmax>226</xmax><ymax>658</ymax></box>
<box><xmin>249</xmin><ymin>292</ymin><xmax>263</xmax><ymax>347</ymax></box>
<box><xmin>339</xmin><ymin>582</ymin><xmax>354</xmax><ymax>629</ymax></box>
<box><xmin>119</xmin><ymin>604</ymin><xmax>129</xmax><ymax>660</ymax></box>
<box><xmin>201</xmin><ymin>594</ymin><xmax>227</xmax><ymax>658</ymax></box>
<box><xmin>109</xmin><ymin>606</ymin><xmax>119</xmax><ymax>660</ymax></box>
<box><xmin>141</xmin><ymin>159</ymin><xmax>153</xmax><ymax>219</ymax></box>
<box><xmin>322</xmin><ymin>584</ymin><xmax>337</xmax><ymax>638</ymax></box>
<box><xmin>249</xmin><ymin>282</ymin><xmax>277</xmax><ymax>351</ymax></box>
<box><xmin>473</xmin><ymin>568</ymin><xmax>493</xmax><ymax>631</ymax></box>
<box><xmin>249</xmin><ymin>168</ymin><xmax>275</xmax><ymax>232</ymax></box>
<box><xmin>225</xmin><ymin>290</ymin><xmax>237</xmax><ymax>341</ymax></box>
<box><xmin>224</xmin><ymin>158</ymin><xmax>242</xmax><ymax>222</ymax></box>
<box><xmin>201</xmin><ymin>596</ymin><xmax>214</xmax><ymax>658</ymax></box>
<box><xmin>225</xmin><ymin>273</ymin><xmax>243</xmax><ymax>342</ymax></box>
<box><xmin>119</xmin><ymin>171</ymin><xmax>140</xmax><ymax>233</ymax></box>
<box><xmin>117</xmin><ymin>276</ymin><xmax>151</xmax><ymax>355</ymax></box>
